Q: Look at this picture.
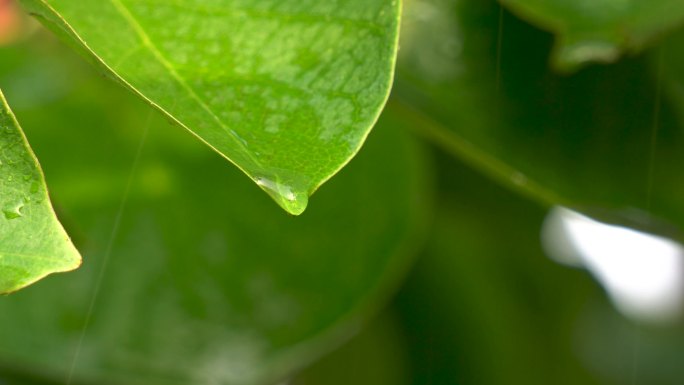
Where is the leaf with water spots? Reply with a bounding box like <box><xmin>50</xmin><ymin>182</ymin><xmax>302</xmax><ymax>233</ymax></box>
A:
<box><xmin>18</xmin><ymin>0</ymin><xmax>401</xmax><ymax>215</ymax></box>
<box><xmin>0</xmin><ymin>90</ymin><xmax>80</xmax><ymax>293</ymax></box>
<box><xmin>499</xmin><ymin>0</ymin><xmax>684</xmax><ymax>71</ymax></box>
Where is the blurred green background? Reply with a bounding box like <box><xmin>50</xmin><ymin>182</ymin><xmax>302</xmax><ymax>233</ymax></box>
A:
<box><xmin>3</xmin><ymin>0</ymin><xmax>684</xmax><ymax>384</ymax></box>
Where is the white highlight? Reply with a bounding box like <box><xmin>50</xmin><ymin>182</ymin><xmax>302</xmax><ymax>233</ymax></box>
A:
<box><xmin>542</xmin><ymin>207</ymin><xmax>684</xmax><ymax>323</ymax></box>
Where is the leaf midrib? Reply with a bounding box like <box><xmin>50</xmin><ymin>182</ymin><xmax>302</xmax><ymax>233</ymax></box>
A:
<box><xmin>107</xmin><ymin>0</ymin><xmax>266</xmax><ymax>173</ymax></box>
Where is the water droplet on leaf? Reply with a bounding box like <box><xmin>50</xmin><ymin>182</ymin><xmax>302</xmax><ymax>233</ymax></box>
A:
<box><xmin>255</xmin><ymin>176</ymin><xmax>308</xmax><ymax>215</ymax></box>
<box><xmin>3</xmin><ymin>201</ymin><xmax>24</xmax><ymax>220</ymax></box>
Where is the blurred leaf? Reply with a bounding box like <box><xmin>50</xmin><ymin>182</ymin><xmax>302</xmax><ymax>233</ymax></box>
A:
<box><xmin>293</xmin><ymin>312</ymin><xmax>410</xmax><ymax>385</ymax></box>
<box><xmin>0</xmin><ymin>89</ymin><xmax>79</xmax><ymax>293</ymax></box>
<box><xmin>393</xmin><ymin>149</ymin><xmax>601</xmax><ymax>385</ymax></box>
<box><xmin>18</xmin><ymin>0</ymin><xmax>401</xmax><ymax>215</ymax></box>
<box><xmin>500</xmin><ymin>0</ymin><xmax>684</xmax><ymax>71</ymax></box>
<box><xmin>663</xmin><ymin>28</ymin><xmax>684</xmax><ymax>126</ymax></box>
<box><xmin>0</xmin><ymin>33</ymin><xmax>431</xmax><ymax>384</ymax></box>
<box><xmin>396</xmin><ymin>0</ymin><xmax>684</xmax><ymax>232</ymax></box>
<box><xmin>0</xmin><ymin>0</ymin><xmax>21</xmax><ymax>45</ymax></box>
<box><xmin>574</xmin><ymin>301</ymin><xmax>684</xmax><ymax>385</ymax></box>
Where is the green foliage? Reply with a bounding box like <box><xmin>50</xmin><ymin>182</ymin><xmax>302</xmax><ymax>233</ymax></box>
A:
<box><xmin>394</xmin><ymin>155</ymin><xmax>598</xmax><ymax>385</ymax></box>
<box><xmin>0</xmin><ymin>38</ymin><xmax>429</xmax><ymax>384</ymax></box>
<box><xmin>0</xmin><ymin>90</ymin><xmax>79</xmax><ymax>293</ymax></box>
<box><xmin>397</xmin><ymin>0</ymin><xmax>684</xmax><ymax>232</ymax></box>
<box><xmin>19</xmin><ymin>0</ymin><xmax>401</xmax><ymax>214</ymax></box>
<box><xmin>3</xmin><ymin>0</ymin><xmax>684</xmax><ymax>384</ymax></box>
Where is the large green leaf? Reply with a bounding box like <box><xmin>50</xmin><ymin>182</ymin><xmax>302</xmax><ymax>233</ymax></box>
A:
<box><xmin>500</xmin><ymin>0</ymin><xmax>684</xmax><ymax>71</ymax></box>
<box><xmin>396</xmin><ymin>0</ymin><xmax>684</xmax><ymax>229</ymax></box>
<box><xmin>0</xmin><ymin>89</ymin><xmax>79</xmax><ymax>294</ymax></box>
<box><xmin>0</xmin><ymin>33</ymin><xmax>430</xmax><ymax>384</ymax></box>
<box><xmin>17</xmin><ymin>0</ymin><xmax>401</xmax><ymax>215</ymax></box>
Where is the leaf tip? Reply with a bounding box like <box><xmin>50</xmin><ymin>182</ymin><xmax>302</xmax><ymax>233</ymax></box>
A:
<box><xmin>254</xmin><ymin>176</ymin><xmax>310</xmax><ymax>215</ymax></box>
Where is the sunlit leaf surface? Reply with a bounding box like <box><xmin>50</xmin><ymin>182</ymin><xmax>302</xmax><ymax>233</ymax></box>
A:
<box><xmin>18</xmin><ymin>0</ymin><xmax>401</xmax><ymax>214</ymax></box>
<box><xmin>0</xmin><ymin>89</ymin><xmax>79</xmax><ymax>293</ymax></box>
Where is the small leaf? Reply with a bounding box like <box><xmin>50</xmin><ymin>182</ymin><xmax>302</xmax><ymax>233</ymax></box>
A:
<box><xmin>18</xmin><ymin>0</ymin><xmax>401</xmax><ymax>214</ymax></box>
<box><xmin>500</xmin><ymin>0</ymin><xmax>684</xmax><ymax>71</ymax></box>
<box><xmin>0</xmin><ymin>89</ymin><xmax>80</xmax><ymax>293</ymax></box>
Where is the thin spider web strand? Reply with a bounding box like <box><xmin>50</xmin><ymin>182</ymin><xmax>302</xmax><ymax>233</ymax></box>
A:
<box><xmin>65</xmin><ymin>113</ymin><xmax>152</xmax><ymax>385</ymax></box>
<box><xmin>495</xmin><ymin>4</ymin><xmax>504</xmax><ymax>95</ymax></box>
<box><xmin>632</xmin><ymin>46</ymin><xmax>665</xmax><ymax>385</ymax></box>
<box><xmin>646</xmin><ymin>47</ymin><xmax>664</xmax><ymax>210</ymax></box>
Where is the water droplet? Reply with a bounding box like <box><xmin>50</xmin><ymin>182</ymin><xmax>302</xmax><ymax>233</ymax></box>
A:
<box><xmin>3</xmin><ymin>201</ymin><xmax>24</xmax><ymax>220</ymax></box>
<box><xmin>230</xmin><ymin>129</ymin><xmax>249</xmax><ymax>147</ymax></box>
<box><xmin>255</xmin><ymin>176</ymin><xmax>308</xmax><ymax>215</ymax></box>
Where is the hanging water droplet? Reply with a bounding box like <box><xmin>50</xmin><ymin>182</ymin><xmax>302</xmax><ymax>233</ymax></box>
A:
<box><xmin>3</xmin><ymin>201</ymin><xmax>24</xmax><ymax>220</ymax></box>
<box><xmin>255</xmin><ymin>176</ymin><xmax>308</xmax><ymax>215</ymax></box>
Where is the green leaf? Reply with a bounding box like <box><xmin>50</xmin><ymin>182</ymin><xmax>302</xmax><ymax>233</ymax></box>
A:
<box><xmin>18</xmin><ymin>0</ymin><xmax>401</xmax><ymax>215</ymax></box>
<box><xmin>0</xmin><ymin>37</ymin><xmax>430</xmax><ymax>384</ymax></box>
<box><xmin>396</xmin><ymin>0</ymin><xmax>684</xmax><ymax>229</ymax></box>
<box><xmin>500</xmin><ymin>0</ymin><xmax>684</xmax><ymax>71</ymax></box>
<box><xmin>0</xmin><ymin>89</ymin><xmax>80</xmax><ymax>294</ymax></box>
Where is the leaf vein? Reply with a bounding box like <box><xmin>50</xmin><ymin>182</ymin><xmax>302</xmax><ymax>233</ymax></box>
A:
<box><xmin>107</xmin><ymin>0</ymin><xmax>265</xmax><ymax>172</ymax></box>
